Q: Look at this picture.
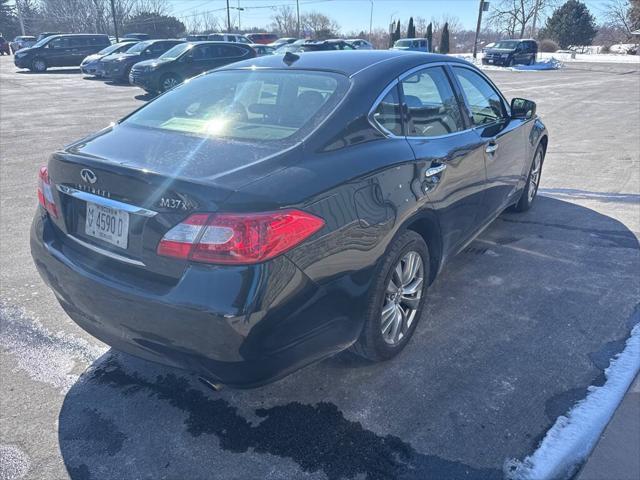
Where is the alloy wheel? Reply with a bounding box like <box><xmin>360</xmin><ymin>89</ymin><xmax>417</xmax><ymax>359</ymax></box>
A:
<box><xmin>528</xmin><ymin>149</ymin><xmax>542</xmax><ymax>202</ymax></box>
<box><xmin>381</xmin><ymin>251</ymin><xmax>424</xmax><ymax>346</ymax></box>
<box><xmin>162</xmin><ymin>76</ymin><xmax>179</xmax><ymax>91</ymax></box>
<box><xmin>33</xmin><ymin>59</ymin><xmax>46</xmax><ymax>72</ymax></box>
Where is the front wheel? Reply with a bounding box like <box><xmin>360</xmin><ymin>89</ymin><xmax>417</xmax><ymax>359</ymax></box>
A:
<box><xmin>31</xmin><ymin>58</ymin><xmax>47</xmax><ymax>72</ymax></box>
<box><xmin>351</xmin><ymin>230</ymin><xmax>430</xmax><ymax>361</ymax></box>
<box><xmin>160</xmin><ymin>73</ymin><xmax>181</xmax><ymax>92</ymax></box>
<box><xmin>512</xmin><ymin>143</ymin><xmax>544</xmax><ymax>212</ymax></box>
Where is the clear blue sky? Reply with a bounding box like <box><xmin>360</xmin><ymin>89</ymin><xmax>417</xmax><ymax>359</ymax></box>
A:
<box><xmin>168</xmin><ymin>0</ymin><xmax>611</xmax><ymax>32</ymax></box>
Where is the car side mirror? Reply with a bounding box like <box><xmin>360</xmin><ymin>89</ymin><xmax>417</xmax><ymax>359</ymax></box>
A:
<box><xmin>511</xmin><ymin>97</ymin><xmax>536</xmax><ymax>120</ymax></box>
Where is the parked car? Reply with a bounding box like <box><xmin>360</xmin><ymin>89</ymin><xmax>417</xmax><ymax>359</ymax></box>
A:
<box><xmin>246</xmin><ymin>33</ymin><xmax>278</xmax><ymax>45</ymax></box>
<box><xmin>122</xmin><ymin>33</ymin><xmax>150</xmax><ymax>41</ymax></box>
<box><xmin>249</xmin><ymin>43</ymin><xmax>275</xmax><ymax>56</ymax></box>
<box><xmin>0</xmin><ymin>36</ymin><xmax>10</xmax><ymax>55</ymax></box>
<box><xmin>273</xmin><ymin>39</ymin><xmax>308</xmax><ymax>54</ymax></box>
<box><xmin>30</xmin><ymin>51</ymin><xmax>547</xmax><ymax>388</ymax></box>
<box><xmin>80</xmin><ymin>40</ymin><xmax>138</xmax><ymax>77</ymax></box>
<box><xmin>347</xmin><ymin>38</ymin><xmax>374</xmax><ymax>49</ymax></box>
<box><xmin>10</xmin><ymin>35</ymin><xmax>36</xmax><ymax>52</ymax></box>
<box><xmin>130</xmin><ymin>41</ymin><xmax>256</xmax><ymax>93</ymax></box>
<box><xmin>392</xmin><ymin>38</ymin><xmax>429</xmax><ymax>52</ymax></box>
<box><xmin>14</xmin><ymin>34</ymin><xmax>111</xmax><ymax>72</ymax></box>
<box><xmin>269</xmin><ymin>37</ymin><xmax>298</xmax><ymax>48</ymax></box>
<box><xmin>301</xmin><ymin>40</ymin><xmax>356</xmax><ymax>52</ymax></box>
<box><xmin>99</xmin><ymin>39</ymin><xmax>184</xmax><ymax>82</ymax></box>
<box><xmin>207</xmin><ymin>33</ymin><xmax>251</xmax><ymax>44</ymax></box>
<box><xmin>482</xmin><ymin>39</ymin><xmax>538</xmax><ymax>66</ymax></box>
<box><xmin>185</xmin><ymin>35</ymin><xmax>209</xmax><ymax>42</ymax></box>
<box><xmin>36</xmin><ymin>32</ymin><xmax>63</xmax><ymax>42</ymax></box>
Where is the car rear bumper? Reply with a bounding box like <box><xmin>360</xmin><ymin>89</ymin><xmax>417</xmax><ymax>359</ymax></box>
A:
<box><xmin>30</xmin><ymin>212</ymin><xmax>362</xmax><ymax>387</ymax></box>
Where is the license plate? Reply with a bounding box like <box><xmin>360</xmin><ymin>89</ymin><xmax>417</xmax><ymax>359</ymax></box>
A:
<box><xmin>488</xmin><ymin>59</ymin><xmax>494</xmax><ymax>63</ymax></box>
<box><xmin>85</xmin><ymin>202</ymin><xmax>129</xmax><ymax>249</ymax></box>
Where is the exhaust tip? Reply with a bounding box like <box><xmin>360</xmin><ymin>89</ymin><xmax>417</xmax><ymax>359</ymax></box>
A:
<box><xmin>198</xmin><ymin>376</ymin><xmax>224</xmax><ymax>392</ymax></box>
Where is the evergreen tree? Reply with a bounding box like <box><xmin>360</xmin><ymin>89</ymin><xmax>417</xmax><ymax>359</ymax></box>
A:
<box><xmin>395</xmin><ymin>20</ymin><xmax>401</xmax><ymax>42</ymax></box>
<box><xmin>407</xmin><ymin>17</ymin><xmax>415</xmax><ymax>38</ymax></box>
<box><xmin>0</xmin><ymin>0</ymin><xmax>19</xmax><ymax>39</ymax></box>
<box><xmin>439</xmin><ymin>22</ymin><xmax>450</xmax><ymax>54</ymax></box>
<box><xmin>540</xmin><ymin>0</ymin><xmax>597</xmax><ymax>48</ymax></box>
<box><xmin>425</xmin><ymin>22</ymin><xmax>433</xmax><ymax>52</ymax></box>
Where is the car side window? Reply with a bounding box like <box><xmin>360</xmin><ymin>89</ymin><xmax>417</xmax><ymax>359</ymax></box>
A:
<box><xmin>400</xmin><ymin>67</ymin><xmax>465</xmax><ymax>137</ymax></box>
<box><xmin>372</xmin><ymin>86</ymin><xmax>403</xmax><ymax>136</ymax></box>
<box><xmin>452</xmin><ymin>67</ymin><xmax>506</xmax><ymax>126</ymax></box>
<box><xmin>71</xmin><ymin>37</ymin><xmax>88</xmax><ymax>47</ymax></box>
<box><xmin>49</xmin><ymin>37</ymin><xmax>71</xmax><ymax>49</ymax></box>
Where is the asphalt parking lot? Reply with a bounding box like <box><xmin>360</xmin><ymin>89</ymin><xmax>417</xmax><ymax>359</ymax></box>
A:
<box><xmin>1</xmin><ymin>56</ymin><xmax>639</xmax><ymax>480</ymax></box>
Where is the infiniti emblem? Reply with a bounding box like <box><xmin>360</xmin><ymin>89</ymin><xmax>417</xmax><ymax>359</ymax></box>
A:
<box><xmin>80</xmin><ymin>168</ymin><xmax>97</xmax><ymax>184</ymax></box>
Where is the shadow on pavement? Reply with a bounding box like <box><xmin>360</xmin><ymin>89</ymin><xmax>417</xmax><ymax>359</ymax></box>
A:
<box><xmin>58</xmin><ymin>196</ymin><xmax>640</xmax><ymax>480</ymax></box>
<box><xmin>16</xmin><ymin>68</ymin><xmax>81</xmax><ymax>74</ymax></box>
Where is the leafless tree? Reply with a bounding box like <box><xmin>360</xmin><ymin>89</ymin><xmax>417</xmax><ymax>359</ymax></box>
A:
<box><xmin>301</xmin><ymin>11</ymin><xmax>339</xmax><ymax>39</ymax></box>
<box><xmin>604</xmin><ymin>0</ymin><xmax>637</xmax><ymax>38</ymax></box>
<box><xmin>270</xmin><ymin>5</ymin><xmax>298</xmax><ymax>37</ymax></box>
<box><xmin>488</xmin><ymin>0</ymin><xmax>555</xmax><ymax>38</ymax></box>
<box><xmin>185</xmin><ymin>10</ymin><xmax>221</xmax><ymax>34</ymax></box>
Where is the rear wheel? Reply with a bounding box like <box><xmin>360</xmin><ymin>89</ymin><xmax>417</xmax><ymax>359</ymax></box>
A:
<box><xmin>31</xmin><ymin>58</ymin><xmax>47</xmax><ymax>72</ymax></box>
<box><xmin>160</xmin><ymin>73</ymin><xmax>181</xmax><ymax>92</ymax></box>
<box><xmin>512</xmin><ymin>143</ymin><xmax>544</xmax><ymax>212</ymax></box>
<box><xmin>352</xmin><ymin>230</ymin><xmax>430</xmax><ymax>361</ymax></box>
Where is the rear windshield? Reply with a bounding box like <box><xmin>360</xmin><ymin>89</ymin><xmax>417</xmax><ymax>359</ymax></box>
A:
<box><xmin>124</xmin><ymin>70</ymin><xmax>348</xmax><ymax>142</ymax></box>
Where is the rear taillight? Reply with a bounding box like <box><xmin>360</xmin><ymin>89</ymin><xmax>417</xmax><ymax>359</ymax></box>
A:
<box><xmin>37</xmin><ymin>166</ymin><xmax>58</xmax><ymax>218</ymax></box>
<box><xmin>157</xmin><ymin>210</ymin><xmax>324</xmax><ymax>265</ymax></box>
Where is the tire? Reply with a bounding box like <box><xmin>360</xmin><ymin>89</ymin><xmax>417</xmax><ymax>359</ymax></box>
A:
<box><xmin>507</xmin><ymin>57</ymin><xmax>515</xmax><ymax>67</ymax></box>
<box><xmin>351</xmin><ymin>230</ymin><xmax>430</xmax><ymax>361</ymax></box>
<box><xmin>159</xmin><ymin>73</ymin><xmax>181</xmax><ymax>92</ymax></box>
<box><xmin>511</xmin><ymin>143</ymin><xmax>545</xmax><ymax>212</ymax></box>
<box><xmin>31</xmin><ymin>57</ymin><xmax>47</xmax><ymax>72</ymax></box>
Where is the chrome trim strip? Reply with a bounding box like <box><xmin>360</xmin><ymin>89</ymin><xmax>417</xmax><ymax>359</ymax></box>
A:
<box><xmin>367</xmin><ymin>61</ymin><xmax>478</xmax><ymax>141</ymax></box>
<box><xmin>67</xmin><ymin>235</ymin><xmax>146</xmax><ymax>267</ymax></box>
<box><xmin>56</xmin><ymin>184</ymin><xmax>158</xmax><ymax>217</ymax></box>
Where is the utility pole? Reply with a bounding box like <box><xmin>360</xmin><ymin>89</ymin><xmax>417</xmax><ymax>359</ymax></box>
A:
<box><xmin>15</xmin><ymin>0</ymin><xmax>26</xmax><ymax>36</ymax></box>
<box><xmin>369</xmin><ymin>0</ymin><xmax>374</xmax><ymax>42</ymax></box>
<box><xmin>226</xmin><ymin>0</ymin><xmax>231</xmax><ymax>31</ymax></box>
<box><xmin>472</xmin><ymin>0</ymin><xmax>485</xmax><ymax>59</ymax></box>
<box><xmin>237</xmin><ymin>0</ymin><xmax>241</xmax><ymax>31</ymax></box>
<box><xmin>531</xmin><ymin>0</ymin><xmax>541</xmax><ymax>38</ymax></box>
<box><xmin>296</xmin><ymin>0</ymin><xmax>301</xmax><ymax>37</ymax></box>
<box><xmin>110</xmin><ymin>0</ymin><xmax>119</xmax><ymax>42</ymax></box>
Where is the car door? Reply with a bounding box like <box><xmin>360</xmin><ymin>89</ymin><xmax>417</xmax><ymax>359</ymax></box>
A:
<box><xmin>69</xmin><ymin>36</ymin><xmax>88</xmax><ymax>65</ymax></box>
<box><xmin>450</xmin><ymin>65</ymin><xmax>526</xmax><ymax>222</ymax></box>
<box><xmin>45</xmin><ymin>36</ymin><xmax>73</xmax><ymax>66</ymax></box>
<box><xmin>399</xmin><ymin>65</ymin><xmax>488</xmax><ymax>255</ymax></box>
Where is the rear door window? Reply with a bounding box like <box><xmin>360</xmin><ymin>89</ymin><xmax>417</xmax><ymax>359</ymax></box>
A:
<box><xmin>400</xmin><ymin>67</ymin><xmax>465</xmax><ymax>137</ymax></box>
<box><xmin>371</xmin><ymin>87</ymin><xmax>403</xmax><ymax>136</ymax></box>
<box><xmin>49</xmin><ymin>37</ymin><xmax>71</xmax><ymax>49</ymax></box>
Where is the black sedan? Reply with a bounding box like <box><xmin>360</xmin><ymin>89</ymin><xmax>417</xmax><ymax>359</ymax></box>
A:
<box><xmin>99</xmin><ymin>39</ymin><xmax>184</xmax><ymax>83</ymax></box>
<box><xmin>129</xmin><ymin>41</ymin><xmax>256</xmax><ymax>94</ymax></box>
<box><xmin>30</xmin><ymin>51</ymin><xmax>548</xmax><ymax>388</ymax></box>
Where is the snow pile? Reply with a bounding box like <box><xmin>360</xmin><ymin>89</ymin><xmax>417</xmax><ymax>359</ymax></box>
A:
<box><xmin>504</xmin><ymin>323</ymin><xmax>640</xmax><ymax>480</ymax></box>
<box><xmin>512</xmin><ymin>58</ymin><xmax>564</xmax><ymax>70</ymax></box>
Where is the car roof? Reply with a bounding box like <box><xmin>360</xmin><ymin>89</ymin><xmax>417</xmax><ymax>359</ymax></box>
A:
<box><xmin>219</xmin><ymin>50</ymin><xmax>470</xmax><ymax>77</ymax></box>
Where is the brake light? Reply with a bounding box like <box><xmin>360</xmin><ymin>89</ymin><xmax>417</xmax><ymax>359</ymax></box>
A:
<box><xmin>157</xmin><ymin>210</ymin><xmax>324</xmax><ymax>264</ymax></box>
<box><xmin>37</xmin><ymin>166</ymin><xmax>58</xmax><ymax>218</ymax></box>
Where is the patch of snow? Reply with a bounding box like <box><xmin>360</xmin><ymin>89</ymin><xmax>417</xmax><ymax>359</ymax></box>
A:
<box><xmin>450</xmin><ymin>51</ymin><xmax>639</xmax><ymax>67</ymax></box>
<box><xmin>0</xmin><ymin>302</ymin><xmax>106</xmax><ymax>393</ymax></box>
<box><xmin>504</xmin><ymin>323</ymin><xmax>640</xmax><ymax>480</ymax></box>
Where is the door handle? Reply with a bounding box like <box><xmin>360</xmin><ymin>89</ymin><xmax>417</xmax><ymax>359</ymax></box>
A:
<box><xmin>485</xmin><ymin>143</ymin><xmax>499</xmax><ymax>154</ymax></box>
<box><xmin>425</xmin><ymin>164</ymin><xmax>446</xmax><ymax>177</ymax></box>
